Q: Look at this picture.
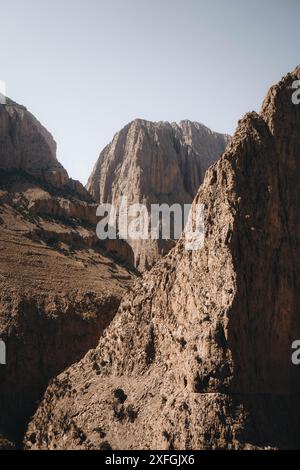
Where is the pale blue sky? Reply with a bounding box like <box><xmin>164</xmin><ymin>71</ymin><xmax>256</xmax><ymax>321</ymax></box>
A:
<box><xmin>0</xmin><ymin>0</ymin><xmax>299</xmax><ymax>184</ymax></box>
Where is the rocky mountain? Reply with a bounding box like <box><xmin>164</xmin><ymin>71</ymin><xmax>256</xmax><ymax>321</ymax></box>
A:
<box><xmin>0</xmin><ymin>98</ymin><xmax>89</xmax><ymax>199</ymax></box>
<box><xmin>87</xmin><ymin>119</ymin><xmax>229</xmax><ymax>271</ymax></box>
<box><xmin>25</xmin><ymin>65</ymin><xmax>300</xmax><ymax>450</ymax></box>
<box><xmin>0</xmin><ymin>99</ymin><xmax>134</xmax><ymax>446</ymax></box>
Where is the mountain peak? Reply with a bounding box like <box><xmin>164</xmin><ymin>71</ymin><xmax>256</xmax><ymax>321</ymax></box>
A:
<box><xmin>87</xmin><ymin>118</ymin><xmax>229</xmax><ymax>270</ymax></box>
<box><xmin>0</xmin><ymin>98</ymin><xmax>91</xmax><ymax>200</ymax></box>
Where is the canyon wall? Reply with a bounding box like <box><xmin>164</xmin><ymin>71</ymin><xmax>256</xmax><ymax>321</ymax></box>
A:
<box><xmin>87</xmin><ymin>119</ymin><xmax>229</xmax><ymax>270</ymax></box>
<box><xmin>0</xmin><ymin>99</ymin><xmax>134</xmax><ymax>445</ymax></box>
<box><xmin>25</xmin><ymin>65</ymin><xmax>300</xmax><ymax>450</ymax></box>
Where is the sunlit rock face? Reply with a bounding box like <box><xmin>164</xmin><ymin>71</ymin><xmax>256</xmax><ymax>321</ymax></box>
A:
<box><xmin>87</xmin><ymin>119</ymin><xmax>229</xmax><ymax>271</ymax></box>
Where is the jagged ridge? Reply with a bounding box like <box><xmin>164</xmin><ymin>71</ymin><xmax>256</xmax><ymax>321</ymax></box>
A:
<box><xmin>25</xmin><ymin>65</ymin><xmax>300</xmax><ymax>450</ymax></box>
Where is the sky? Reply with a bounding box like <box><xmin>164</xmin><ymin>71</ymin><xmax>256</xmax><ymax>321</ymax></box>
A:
<box><xmin>0</xmin><ymin>0</ymin><xmax>299</xmax><ymax>184</ymax></box>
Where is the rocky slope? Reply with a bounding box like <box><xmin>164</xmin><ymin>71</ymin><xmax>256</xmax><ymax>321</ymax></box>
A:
<box><xmin>0</xmin><ymin>100</ymin><xmax>134</xmax><ymax>446</ymax></box>
<box><xmin>87</xmin><ymin>120</ymin><xmax>229</xmax><ymax>271</ymax></box>
<box><xmin>25</xmin><ymin>65</ymin><xmax>300</xmax><ymax>450</ymax></box>
<box><xmin>0</xmin><ymin>98</ymin><xmax>90</xmax><ymax>199</ymax></box>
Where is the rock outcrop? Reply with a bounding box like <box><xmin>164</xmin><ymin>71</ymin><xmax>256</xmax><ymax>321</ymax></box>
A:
<box><xmin>87</xmin><ymin>119</ymin><xmax>229</xmax><ymax>271</ymax></box>
<box><xmin>0</xmin><ymin>100</ymin><xmax>135</xmax><ymax>446</ymax></box>
<box><xmin>0</xmin><ymin>98</ymin><xmax>91</xmax><ymax>200</ymax></box>
<box><xmin>26</xmin><ymin>65</ymin><xmax>300</xmax><ymax>450</ymax></box>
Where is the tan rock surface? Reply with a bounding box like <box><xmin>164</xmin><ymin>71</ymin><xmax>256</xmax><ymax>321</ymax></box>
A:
<box><xmin>0</xmin><ymin>102</ymin><xmax>135</xmax><ymax>446</ymax></box>
<box><xmin>25</xmin><ymin>65</ymin><xmax>300</xmax><ymax>450</ymax></box>
<box><xmin>0</xmin><ymin>98</ymin><xmax>91</xmax><ymax>199</ymax></box>
<box><xmin>87</xmin><ymin>119</ymin><xmax>229</xmax><ymax>271</ymax></box>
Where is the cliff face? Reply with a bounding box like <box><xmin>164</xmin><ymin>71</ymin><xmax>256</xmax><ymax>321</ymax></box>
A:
<box><xmin>0</xmin><ymin>99</ymin><xmax>90</xmax><ymax>200</ymax></box>
<box><xmin>26</xmin><ymin>65</ymin><xmax>300</xmax><ymax>450</ymax></box>
<box><xmin>87</xmin><ymin>119</ymin><xmax>229</xmax><ymax>271</ymax></box>
<box><xmin>0</xmin><ymin>100</ymin><xmax>134</xmax><ymax>445</ymax></box>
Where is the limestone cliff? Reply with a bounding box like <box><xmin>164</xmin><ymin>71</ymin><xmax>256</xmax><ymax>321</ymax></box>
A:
<box><xmin>0</xmin><ymin>98</ymin><xmax>90</xmax><ymax>199</ymax></box>
<box><xmin>87</xmin><ymin>119</ymin><xmax>229</xmax><ymax>271</ymax></box>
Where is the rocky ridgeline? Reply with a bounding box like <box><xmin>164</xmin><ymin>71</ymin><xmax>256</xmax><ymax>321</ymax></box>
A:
<box><xmin>0</xmin><ymin>98</ymin><xmax>90</xmax><ymax>200</ymax></box>
<box><xmin>87</xmin><ymin>119</ymin><xmax>229</xmax><ymax>271</ymax></box>
<box><xmin>25</xmin><ymin>65</ymin><xmax>300</xmax><ymax>450</ymax></box>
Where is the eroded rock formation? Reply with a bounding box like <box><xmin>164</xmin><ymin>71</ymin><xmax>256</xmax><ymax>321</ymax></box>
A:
<box><xmin>0</xmin><ymin>100</ymin><xmax>134</xmax><ymax>446</ymax></box>
<box><xmin>0</xmin><ymin>99</ymin><xmax>92</xmax><ymax>199</ymax></box>
<box><xmin>25</xmin><ymin>65</ymin><xmax>300</xmax><ymax>450</ymax></box>
<box><xmin>87</xmin><ymin>119</ymin><xmax>229</xmax><ymax>271</ymax></box>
